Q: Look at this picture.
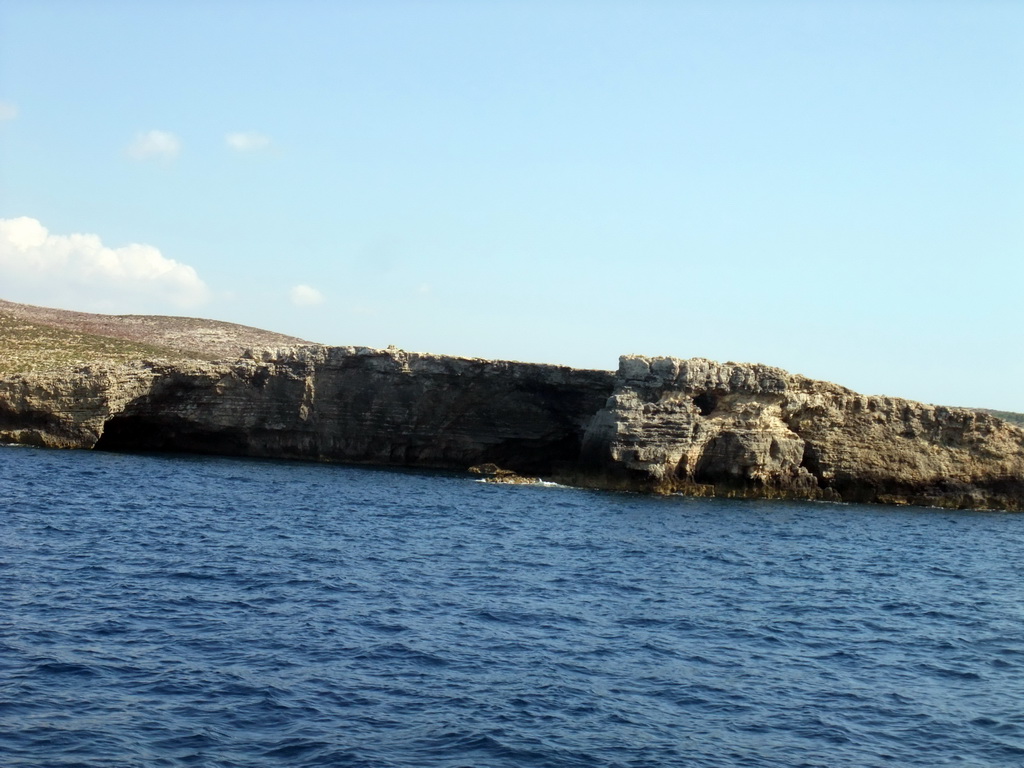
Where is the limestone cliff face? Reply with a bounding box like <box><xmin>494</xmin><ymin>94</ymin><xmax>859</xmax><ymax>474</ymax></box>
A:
<box><xmin>575</xmin><ymin>356</ymin><xmax>1024</xmax><ymax>509</ymax></box>
<box><xmin>0</xmin><ymin>365</ymin><xmax>158</xmax><ymax>448</ymax></box>
<box><xmin>91</xmin><ymin>346</ymin><xmax>616</xmax><ymax>475</ymax></box>
<box><xmin>2</xmin><ymin>346</ymin><xmax>1023</xmax><ymax>510</ymax></box>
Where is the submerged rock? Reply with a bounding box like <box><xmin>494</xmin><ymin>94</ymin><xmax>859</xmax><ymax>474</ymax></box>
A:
<box><xmin>468</xmin><ymin>463</ymin><xmax>544</xmax><ymax>485</ymax></box>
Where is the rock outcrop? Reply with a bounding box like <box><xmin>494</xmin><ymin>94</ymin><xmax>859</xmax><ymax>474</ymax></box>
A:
<box><xmin>0</xmin><ymin>364</ymin><xmax>159</xmax><ymax>448</ymax></box>
<box><xmin>574</xmin><ymin>356</ymin><xmax>1024</xmax><ymax>510</ymax></box>
<box><xmin>2</xmin><ymin>315</ymin><xmax>1023</xmax><ymax>510</ymax></box>
<box><xmin>11</xmin><ymin>346</ymin><xmax>615</xmax><ymax>477</ymax></box>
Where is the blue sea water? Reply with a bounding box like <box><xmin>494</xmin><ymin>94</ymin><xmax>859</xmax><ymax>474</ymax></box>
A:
<box><xmin>2</xmin><ymin>446</ymin><xmax>1024</xmax><ymax>767</ymax></box>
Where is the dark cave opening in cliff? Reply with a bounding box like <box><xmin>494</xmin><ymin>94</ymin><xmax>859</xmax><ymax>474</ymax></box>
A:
<box><xmin>693</xmin><ymin>392</ymin><xmax>719</xmax><ymax>416</ymax></box>
<box><xmin>95</xmin><ymin>414</ymin><xmax>248</xmax><ymax>456</ymax></box>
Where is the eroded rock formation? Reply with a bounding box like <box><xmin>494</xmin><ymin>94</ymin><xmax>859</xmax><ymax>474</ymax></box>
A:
<box><xmin>1</xmin><ymin>346</ymin><xmax>614</xmax><ymax>477</ymax></box>
<box><xmin>1</xmin><ymin>342</ymin><xmax>1023</xmax><ymax>510</ymax></box>
<box><xmin>575</xmin><ymin>356</ymin><xmax>1024</xmax><ymax>509</ymax></box>
<box><xmin>0</xmin><ymin>364</ymin><xmax>159</xmax><ymax>448</ymax></box>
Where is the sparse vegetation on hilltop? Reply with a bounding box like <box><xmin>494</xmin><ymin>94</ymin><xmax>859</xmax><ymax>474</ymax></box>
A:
<box><xmin>0</xmin><ymin>299</ymin><xmax>317</xmax><ymax>375</ymax></box>
<box><xmin>0</xmin><ymin>312</ymin><xmax>191</xmax><ymax>374</ymax></box>
<box><xmin>978</xmin><ymin>409</ymin><xmax>1024</xmax><ymax>427</ymax></box>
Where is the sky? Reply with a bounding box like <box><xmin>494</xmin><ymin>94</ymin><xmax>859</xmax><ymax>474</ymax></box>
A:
<box><xmin>0</xmin><ymin>1</ymin><xmax>1022</xmax><ymax>410</ymax></box>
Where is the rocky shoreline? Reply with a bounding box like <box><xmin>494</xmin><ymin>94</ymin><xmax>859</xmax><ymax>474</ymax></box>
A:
<box><xmin>2</xmin><ymin>299</ymin><xmax>1024</xmax><ymax>512</ymax></box>
<box><xmin>2</xmin><ymin>300</ymin><xmax>1023</xmax><ymax>511</ymax></box>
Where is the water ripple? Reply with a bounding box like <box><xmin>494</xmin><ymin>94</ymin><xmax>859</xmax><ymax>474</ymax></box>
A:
<box><xmin>2</xmin><ymin>446</ymin><xmax>1024</xmax><ymax>766</ymax></box>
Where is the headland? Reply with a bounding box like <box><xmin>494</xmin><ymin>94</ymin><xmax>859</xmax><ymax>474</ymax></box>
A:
<box><xmin>2</xmin><ymin>298</ymin><xmax>1022</xmax><ymax>510</ymax></box>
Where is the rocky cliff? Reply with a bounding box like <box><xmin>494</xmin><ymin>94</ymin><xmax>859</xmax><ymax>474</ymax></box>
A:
<box><xmin>94</xmin><ymin>346</ymin><xmax>616</xmax><ymax>475</ymax></box>
<box><xmin>0</xmin><ymin>363</ymin><xmax>158</xmax><ymax>448</ymax></box>
<box><xmin>0</xmin><ymin>346</ymin><xmax>615</xmax><ymax>477</ymax></box>
<box><xmin>575</xmin><ymin>356</ymin><xmax>1024</xmax><ymax>510</ymax></box>
<box><xmin>2</xmin><ymin>301</ymin><xmax>1023</xmax><ymax>511</ymax></box>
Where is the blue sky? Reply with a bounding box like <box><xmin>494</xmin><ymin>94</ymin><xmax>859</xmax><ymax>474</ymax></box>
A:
<box><xmin>1</xmin><ymin>1</ymin><xmax>1022</xmax><ymax>410</ymax></box>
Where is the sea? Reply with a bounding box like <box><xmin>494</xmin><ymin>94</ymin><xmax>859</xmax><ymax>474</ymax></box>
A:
<box><xmin>2</xmin><ymin>445</ymin><xmax>1023</xmax><ymax>768</ymax></box>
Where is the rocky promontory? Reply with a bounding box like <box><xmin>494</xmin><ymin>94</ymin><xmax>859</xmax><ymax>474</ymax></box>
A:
<box><xmin>575</xmin><ymin>356</ymin><xmax>1024</xmax><ymax>510</ymax></box>
<box><xmin>2</xmin><ymin>300</ymin><xmax>1023</xmax><ymax>510</ymax></box>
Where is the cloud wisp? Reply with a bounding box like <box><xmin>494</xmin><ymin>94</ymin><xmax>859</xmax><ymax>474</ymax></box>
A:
<box><xmin>0</xmin><ymin>217</ymin><xmax>209</xmax><ymax>309</ymax></box>
<box><xmin>289</xmin><ymin>284</ymin><xmax>325</xmax><ymax>307</ymax></box>
<box><xmin>0</xmin><ymin>101</ymin><xmax>18</xmax><ymax>122</ymax></box>
<box><xmin>226</xmin><ymin>132</ymin><xmax>271</xmax><ymax>152</ymax></box>
<box><xmin>127</xmin><ymin>129</ymin><xmax>181</xmax><ymax>160</ymax></box>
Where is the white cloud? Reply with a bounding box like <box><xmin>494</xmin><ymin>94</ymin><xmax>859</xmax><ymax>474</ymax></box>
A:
<box><xmin>0</xmin><ymin>101</ymin><xmax>18</xmax><ymax>122</ymax></box>
<box><xmin>127</xmin><ymin>129</ymin><xmax>180</xmax><ymax>160</ymax></box>
<box><xmin>226</xmin><ymin>132</ymin><xmax>271</xmax><ymax>152</ymax></box>
<box><xmin>0</xmin><ymin>217</ymin><xmax>209</xmax><ymax>309</ymax></box>
<box><xmin>289</xmin><ymin>284</ymin><xmax>324</xmax><ymax>307</ymax></box>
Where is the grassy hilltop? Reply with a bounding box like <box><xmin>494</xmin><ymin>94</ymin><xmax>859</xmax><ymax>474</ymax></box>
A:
<box><xmin>0</xmin><ymin>298</ymin><xmax>313</xmax><ymax>375</ymax></box>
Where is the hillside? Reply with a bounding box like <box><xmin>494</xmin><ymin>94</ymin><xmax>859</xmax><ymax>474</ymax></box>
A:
<box><xmin>0</xmin><ymin>299</ymin><xmax>314</xmax><ymax>374</ymax></box>
<box><xmin>977</xmin><ymin>408</ymin><xmax>1024</xmax><ymax>427</ymax></box>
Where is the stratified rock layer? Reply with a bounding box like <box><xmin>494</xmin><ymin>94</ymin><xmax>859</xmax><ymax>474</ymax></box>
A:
<box><xmin>89</xmin><ymin>346</ymin><xmax>616</xmax><ymax>476</ymax></box>
<box><xmin>0</xmin><ymin>365</ymin><xmax>158</xmax><ymax>448</ymax></box>
<box><xmin>1</xmin><ymin>346</ymin><xmax>1023</xmax><ymax>510</ymax></box>
<box><xmin>575</xmin><ymin>356</ymin><xmax>1024</xmax><ymax>509</ymax></box>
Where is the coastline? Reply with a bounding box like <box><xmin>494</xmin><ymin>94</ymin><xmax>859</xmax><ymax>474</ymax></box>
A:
<box><xmin>3</xmin><ymin>300</ymin><xmax>1023</xmax><ymax>511</ymax></box>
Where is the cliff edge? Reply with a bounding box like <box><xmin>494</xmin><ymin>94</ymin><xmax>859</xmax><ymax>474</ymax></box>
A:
<box><xmin>2</xmin><ymin>301</ymin><xmax>1022</xmax><ymax>510</ymax></box>
<box><xmin>575</xmin><ymin>356</ymin><xmax>1024</xmax><ymax>510</ymax></box>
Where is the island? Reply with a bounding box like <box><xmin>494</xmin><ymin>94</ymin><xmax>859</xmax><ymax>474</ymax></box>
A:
<box><xmin>2</xmin><ymin>298</ymin><xmax>1023</xmax><ymax>511</ymax></box>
